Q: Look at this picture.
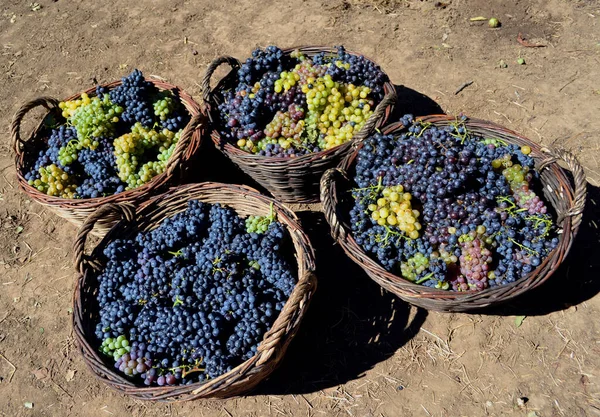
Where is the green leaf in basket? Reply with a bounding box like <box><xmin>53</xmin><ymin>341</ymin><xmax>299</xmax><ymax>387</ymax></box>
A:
<box><xmin>515</xmin><ymin>315</ymin><xmax>526</xmax><ymax>328</ymax></box>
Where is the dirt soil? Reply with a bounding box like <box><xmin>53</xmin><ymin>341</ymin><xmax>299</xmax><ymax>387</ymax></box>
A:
<box><xmin>1</xmin><ymin>0</ymin><xmax>600</xmax><ymax>416</ymax></box>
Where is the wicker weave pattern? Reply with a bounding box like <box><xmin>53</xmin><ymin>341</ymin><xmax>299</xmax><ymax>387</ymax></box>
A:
<box><xmin>202</xmin><ymin>46</ymin><xmax>397</xmax><ymax>204</ymax></box>
<box><xmin>11</xmin><ymin>78</ymin><xmax>204</xmax><ymax>237</ymax></box>
<box><xmin>320</xmin><ymin>115</ymin><xmax>587</xmax><ymax>312</ymax></box>
<box><xmin>73</xmin><ymin>183</ymin><xmax>317</xmax><ymax>400</ymax></box>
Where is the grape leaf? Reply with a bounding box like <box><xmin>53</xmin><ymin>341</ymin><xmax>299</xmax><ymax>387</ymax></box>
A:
<box><xmin>515</xmin><ymin>316</ymin><xmax>526</xmax><ymax>327</ymax></box>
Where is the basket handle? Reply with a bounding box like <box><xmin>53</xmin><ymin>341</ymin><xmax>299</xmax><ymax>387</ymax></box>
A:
<box><xmin>352</xmin><ymin>87</ymin><xmax>397</xmax><ymax>146</ymax></box>
<box><xmin>73</xmin><ymin>203</ymin><xmax>136</xmax><ymax>275</ymax></box>
<box><xmin>320</xmin><ymin>168</ymin><xmax>349</xmax><ymax>241</ymax></box>
<box><xmin>11</xmin><ymin>97</ymin><xmax>60</xmax><ymax>156</ymax></box>
<box><xmin>165</xmin><ymin>113</ymin><xmax>203</xmax><ymax>177</ymax></box>
<box><xmin>201</xmin><ymin>56</ymin><xmax>242</xmax><ymax>104</ymax></box>
<box><xmin>539</xmin><ymin>147</ymin><xmax>587</xmax><ymax>230</ymax></box>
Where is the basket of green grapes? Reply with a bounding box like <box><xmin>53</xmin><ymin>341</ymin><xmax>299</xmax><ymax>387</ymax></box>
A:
<box><xmin>11</xmin><ymin>70</ymin><xmax>203</xmax><ymax>236</ymax></box>
<box><xmin>202</xmin><ymin>45</ymin><xmax>396</xmax><ymax>204</ymax></box>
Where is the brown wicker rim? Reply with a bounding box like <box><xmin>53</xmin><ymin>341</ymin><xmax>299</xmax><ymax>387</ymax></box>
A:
<box><xmin>320</xmin><ymin>115</ymin><xmax>587</xmax><ymax>312</ymax></box>
<box><xmin>201</xmin><ymin>46</ymin><xmax>397</xmax><ymax>204</ymax></box>
<box><xmin>72</xmin><ymin>182</ymin><xmax>317</xmax><ymax>400</ymax></box>
<box><xmin>11</xmin><ymin>78</ymin><xmax>204</xmax><ymax>237</ymax></box>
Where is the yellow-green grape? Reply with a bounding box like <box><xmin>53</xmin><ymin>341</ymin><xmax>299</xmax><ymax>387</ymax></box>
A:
<box><xmin>67</xmin><ymin>93</ymin><xmax>122</xmax><ymax>144</ymax></box>
<box><xmin>400</xmin><ymin>253</ymin><xmax>430</xmax><ymax>281</ymax></box>
<box><xmin>100</xmin><ymin>335</ymin><xmax>131</xmax><ymax>360</ymax></box>
<box><xmin>153</xmin><ymin>95</ymin><xmax>173</xmax><ymax>121</ymax></box>
<box><xmin>59</xmin><ymin>93</ymin><xmax>90</xmax><ymax>119</ymax></box>
<box><xmin>502</xmin><ymin>164</ymin><xmax>527</xmax><ymax>189</ymax></box>
<box><xmin>432</xmin><ymin>245</ymin><xmax>459</xmax><ymax>265</ymax></box>
<box><xmin>302</xmin><ymin>75</ymin><xmax>374</xmax><ymax>150</ymax></box>
<box><xmin>367</xmin><ymin>185</ymin><xmax>421</xmax><ymax>239</ymax></box>
<box><xmin>29</xmin><ymin>164</ymin><xmax>77</xmax><ymax>198</ymax></box>
<box><xmin>491</xmin><ymin>153</ymin><xmax>513</xmax><ymax>169</ymax></box>
<box><xmin>260</xmin><ymin>104</ymin><xmax>305</xmax><ymax>151</ymax></box>
<box><xmin>245</xmin><ymin>215</ymin><xmax>270</xmax><ymax>234</ymax></box>
<box><xmin>114</xmin><ymin>123</ymin><xmax>181</xmax><ymax>189</ymax></box>
<box><xmin>274</xmin><ymin>70</ymin><xmax>301</xmax><ymax>93</ymax></box>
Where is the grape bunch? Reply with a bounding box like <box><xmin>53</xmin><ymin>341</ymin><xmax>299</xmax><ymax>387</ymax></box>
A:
<box><xmin>218</xmin><ymin>45</ymin><xmax>388</xmax><ymax>157</ymax></box>
<box><xmin>25</xmin><ymin>69</ymin><xmax>191</xmax><ymax>199</ymax></box>
<box><xmin>349</xmin><ymin>115</ymin><xmax>559</xmax><ymax>291</ymax></box>
<box><xmin>95</xmin><ymin>200</ymin><xmax>297</xmax><ymax>386</ymax></box>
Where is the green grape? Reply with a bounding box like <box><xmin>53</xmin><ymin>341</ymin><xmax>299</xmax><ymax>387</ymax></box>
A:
<box><xmin>152</xmin><ymin>92</ymin><xmax>180</xmax><ymax>121</ymax></box>
<box><xmin>400</xmin><ymin>253</ymin><xmax>430</xmax><ymax>282</ymax></box>
<box><xmin>100</xmin><ymin>334</ymin><xmax>130</xmax><ymax>357</ymax></box>
<box><xmin>57</xmin><ymin>141</ymin><xmax>82</xmax><ymax>166</ymax></box>
<box><xmin>367</xmin><ymin>185</ymin><xmax>421</xmax><ymax>239</ymax></box>
<box><xmin>29</xmin><ymin>164</ymin><xmax>77</xmax><ymax>198</ymax></box>
<box><xmin>245</xmin><ymin>203</ymin><xmax>276</xmax><ymax>234</ymax></box>
<box><xmin>114</xmin><ymin>123</ymin><xmax>182</xmax><ymax>189</ymax></box>
<box><xmin>68</xmin><ymin>93</ymin><xmax>122</xmax><ymax>143</ymax></box>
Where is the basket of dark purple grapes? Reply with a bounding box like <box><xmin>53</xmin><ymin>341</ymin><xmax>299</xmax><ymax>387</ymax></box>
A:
<box><xmin>201</xmin><ymin>45</ymin><xmax>396</xmax><ymax>204</ymax></box>
<box><xmin>320</xmin><ymin>114</ymin><xmax>586</xmax><ymax>312</ymax></box>
<box><xmin>73</xmin><ymin>182</ymin><xmax>316</xmax><ymax>400</ymax></box>
<box><xmin>11</xmin><ymin>69</ymin><xmax>203</xmax><ymax>237</ymax></box>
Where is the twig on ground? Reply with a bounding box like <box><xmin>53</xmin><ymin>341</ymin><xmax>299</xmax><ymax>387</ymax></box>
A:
<box><xmin>454</xmin><ymin>81</ymin><xmax>474</xmax><ymax>95</ymax></box>
<box><xmin>0</xmin><ymin>353</ymin><xmax>16</xmax><ymax>382</ymax></box>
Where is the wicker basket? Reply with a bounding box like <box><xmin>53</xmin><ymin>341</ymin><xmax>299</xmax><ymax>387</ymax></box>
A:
<box><xmin>73</xmin><ymin>182</ymin><xmax>317</xmax><ymax>400</ymax></box>
<box><xmin>201</xmin><ymin>46</ymin><xmax>397</xmax><ymax>204</ymax></box>
<box><xmin>11</xmin><ymin>78</ymin><xmax>204</xmax><ymax>237</ymax></box>
<box><xmin>320</xmin><ymin>115</ymin><xmax>587</xmax><ymax>312</ymax></box>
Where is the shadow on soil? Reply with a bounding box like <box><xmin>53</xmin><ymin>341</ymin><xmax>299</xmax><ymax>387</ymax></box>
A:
<box><xmin>481</xmin><ymin>184</ymin><xmax>600</xmax><ymax>317</ymax></box>
<box><xmin>390</xmin><ymin>84</ymin><xmax>445</xmax><ymax>120</ymax></box>
<box><xmin>256</xmin><ymin>212</ymin><xmax>428</xmax><ymax>395</ymax></box>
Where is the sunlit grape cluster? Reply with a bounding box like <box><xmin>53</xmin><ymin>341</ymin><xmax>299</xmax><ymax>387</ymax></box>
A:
<box><xmin>64</xmin><ymin>93</ymin><xmax>122</xmax><ymax>143</ymax></box>
<box><xmin>456</xmin><ymin>237</ymin><xmax>493</xmax><ymax>291</ymax></box>
<box><xmin>245</xmin><ymin>204</ymin><xmax>276</xmax><ymax>234</ymax></box>
<box><xmin>500</xmin><ymin>163</ymin><xmax>547</xmax><ymax>215</ymax></box>
<box><xmin>29</xmin><ymin>164</ymin><xmax>78</xmax><ymax>198</ymax></box>
<box><xmin>367</xmin><ymin>185</ymin><xmax>421</xmax><ymax>239</ymax></box>
<box><xmin>257</xmin><ymin>104</ymin><xmax>305</xmax><ymax>151</ymax></box>
<box><xmin>114</xmin><ymin>123</ymin><xmax>180</xmax><ymax>188</ymax></box>
<box><xmin>26</xmin><ymin>70</ymin><xmax>190</xmax><ymax>199</ymax></box>
<box><xmin>101</xmin><ymin>335</ymin><xmax>131</xmax><ymax>361</ymax></box>
<box><xmin>218</xmin><ymin>45</ymin><xmax>388</xmax><ymax>157</ymax></box>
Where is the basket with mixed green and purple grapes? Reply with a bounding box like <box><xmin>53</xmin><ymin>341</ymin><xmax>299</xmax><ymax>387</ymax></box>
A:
<box><xmin>321</xmin><ymin>114</ymin><xmax>586</xmax><ymax>311</ymax></box>
<box><xmin>202</xmin><ymin>45</ymin><xmax>396</xmax><ymax>202</ymax></box>
<box><xmin>12</xmin><ymin>69</ymin><xmax>202</xmax><ymax>235</ymax></box>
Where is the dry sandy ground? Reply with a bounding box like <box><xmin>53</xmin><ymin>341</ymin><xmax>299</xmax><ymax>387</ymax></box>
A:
<box><xmin>0</xmin><ymin>0</ymin><xmax>599</xmax><ymax>416</ymax></box>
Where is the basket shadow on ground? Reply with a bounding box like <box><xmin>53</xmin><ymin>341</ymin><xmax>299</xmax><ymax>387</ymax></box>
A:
<box><xmin>389</xmin><ymin>84</ymin><xmax>445</xmax><ymax>120</ymax></box>
<box><xmin>481</xmin><ymin>183</ymin><xmax>600</xmax><ymax>317</ymax></box>
<box><xmin>256</xmin><ymin>212</ymin><xmax>428</xmax><ymax>395</ymax></box>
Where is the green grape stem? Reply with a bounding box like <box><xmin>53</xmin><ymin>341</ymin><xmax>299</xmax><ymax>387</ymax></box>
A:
<box><xmin>508</xmin><ymin>237</ymin><xmax>539</xmax><ymax>256</ymax></box>
<box><xmin>415</xmin><ymin>272</ymin><xmax>435</xmax><ymax>284</ymax></box>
